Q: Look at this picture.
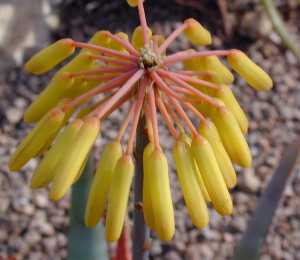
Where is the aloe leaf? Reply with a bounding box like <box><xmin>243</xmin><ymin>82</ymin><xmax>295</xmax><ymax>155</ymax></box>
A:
<box><xmin>68</xmin><ymin>157</ymin><xmax>108</xmax><ymax>260</ymax></box>
<box><xmin>233</xmin><ymin>137</ymin><xmax>300</xmax><ymax>260</ymax></box>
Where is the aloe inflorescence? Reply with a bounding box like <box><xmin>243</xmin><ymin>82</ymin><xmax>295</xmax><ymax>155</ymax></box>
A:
<box><xmin>9</xmin><ymin>0</ymin><xmax>273</xmax><ymax>242</ymax></box>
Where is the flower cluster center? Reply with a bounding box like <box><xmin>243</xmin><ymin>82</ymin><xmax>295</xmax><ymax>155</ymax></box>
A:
<box><xmin>139</xmin><ymin>46</ymin><xmax>161</xmax><ymax>69</ymax></box>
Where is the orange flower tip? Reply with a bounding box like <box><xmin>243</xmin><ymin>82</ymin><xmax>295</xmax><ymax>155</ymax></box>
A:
<box><xmin>88</xmin><ymin>31</ymin><xmax>112</xmax><ymax>48</ymax></box>
<box><xmin>101</xmin><ymin>31</ymin><xmax>112</xmax><ymax>37</ymax></box>
<box><xmin>193</xmin><ymin>134</ymin><xmax>207</xmax><ymax>146</ymax></box>
<box><xmin>49</xmin><ymin>191</ymin><xmax>64</xmax><ymax>202</ymax></box>
<box><xmin>58</xmin><ymin>99</ymin><xmax>72</xmax><ymax>112</ymax></box>
<box><xmin>216</xmin><ymin>102</ymin><xmax>227</xmax><ymax>112</ymax></box>
<box><xmin>63</xmin><ymin>38</ymin><xmax>76</xmax><ymax>47</ymax></box>
<box><xmin>227</xmin><ymin>50</ymin><xmax>273</xmax><ymax>91</ymax></box>
<box><xmin>122</xmin><ymin>154</ymin><xmax>133</xmax><ymax>164</ymax></box>
<box><xmin>24</xmin><ymin>38</ymin><xmax>76</xmax><ymax>75</ymax></box>
<box><xmin>217</xmin><ymin>200</ymin><xmax>233</xmax><ymax>216</ymax></box>
<box><xmin>73</xmin><ymin>118</ymin><xmax>84</xmax><ymax>128</ymax></box>
<box><xmin>127</xmin><ymin>0</ymin><xmax>140</xmax><ymax>7</ymax></box>
<box><xmin>62</xmin><ymin>72</ymin><xmax>73</xmax><ymax>79</ymax></box>
<box><xmin>84</xmin><ymin>117</ymin><xmax>100</xmax><ymax>130</ymax></box>
<box><xmin>184</xmin><ymin>18</ymin><xmax>197</xmax><ymax>27</ymax></box>
<box><xmin>184</xmin><ymin>18</ymin><xmax>212</xmax><ymax>46</ymax></box>
<box><xmin>49</xmin><ymin>107</ymin><xmax>65</xmax><ymax>119</ymax></box>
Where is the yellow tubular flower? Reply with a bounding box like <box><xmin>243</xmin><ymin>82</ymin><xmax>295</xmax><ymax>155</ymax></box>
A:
<box><xmin>148</xmin><ymin>149</ymin><xmax>175</xmax><ymax>241</ymax></box>
<box><xmin>215</xmin><ymin>86</ymin><xmax>248</xmax><ymax>134</ymax></box>
<box><xmin>181</xmin><ymin>134</ymin><xmax>211</xmax><ymax>202</ymax></box>
<box><xmin>173</xmin><ymin>139</ymin><xmax>209</xmax><ymax>228</ymax></box>
<box><xmin>24</xmin><ymin>29</ymin><xmax>111</xmax><ymax>123</ymax></box>
<box><xmin>191</xmin><ymin>83</ymin><xmax>248</xmax><ymax>134</ymax></box>
<box><xmin>143</xmin><ymin>143</ymin><xmax>155</xmax><ymax>230</ymax></box>
<box><xmin>194</xmin><ymin>163</ymin><xmax>211</xmax><ymax>202</ymax></box>
<box><xmin>202</xmin><ymin>56</ymin><xmax>234</xmax><ymax>84</ymax></box>
<box><xmin>25</xmin><ymin>39</ymin><xmax>75</xmax><ymax>75</ymax></box>
<box><xmin>191</xmin><ymin>136</ymin><xmax>233</xmax><ymax>216</ymax></box>
<box><xmin>227</xmin><ymin>50</ymin><xmax>273</xmax><ymax>91</ymax></box>
<box><xmin>105</xmin><ymin>155</ymin><xmax>134</xmax><ymax>242</ymax></box>
<box><xmin>24</xmin><ymin>54</ymin><xmax>94</xmax><ymax>123</ymax></box>
<box><xmin>85</xmin><ymin>141</ymin><xmax>122</xmax><ymax>228</ymax></box>
<box><xmin>184</xmin><ymin>18</ymin><xmax>212</xmax><ymax>46</ymax></box>
<box><xmin>131</xmin><ymin>26</ymin><xmax>152</xmax><ymax>50</ymax></box>
<box><xmin>199</xmin><ymin>120</ymin><xmax>237</xmax><ymax>189</ymax></box>
<box><xmin>10</xmin><ymin>0</ymin><xmax>273</xmax><ymax>242</ymax></box>
<box><xmin>184</xmin><ymin>56</ymin><xmax>233</xmax><ymax>84</ymax></box>
<box><xmin>213</xmin><ymin>107</ymin><xmax>252</xmax><ymax>167</ymax></box>
<box><xmin>30</xmin><ymin>120</ymin><xmax>83</xmax><ymax>188</ymax></box>
<box><xmin>33</xmin><ymin>101</ymin><xmax>74</xmax><ymax>158</ymax></box>
<box><xmin>49</xmin><ymin>117</ymin><xmax>100</xmax><ymax>201</ymax></box>
<box><xmin>9</xmin><ymin>108</ymin><xmax>65</xmax><ymax>171</ymax></box>
<box><xmin>84</xmin><ymin>30</ymin><xmax>112</xmax><ymax>51</ymax></box>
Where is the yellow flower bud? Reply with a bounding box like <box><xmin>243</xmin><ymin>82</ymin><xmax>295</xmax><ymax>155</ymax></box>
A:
<box><xmin>65</xmin><ymin>77</ymin><xmax>102</xmax><ymax>100</ymax></box>
<box><xmin>9</xmin><ymin>108</ymin><xmax>65</xmax><ymax>171</ymax></box>
<box><xmin>35</xmin><ymin>98</ymin><xmax>72</xmax><ymax>156</ymax></box>
<box><xmin>191</xmin><ymin>84</ymin><xmax>248</xmax><ymax>134</ymax></box>
<box><xmin>185</xmin><ymin>55</ymin><xmax>233</xmax><ymax>84</ymax></box>
<box><xmin>147</xmin><ymin>149</ymin><xmax>175</xmax><ymax>241</ymax></box>
<box><xmin>173</xmin><ymin>139</ymin><xmax>209</xmax><ymax>228</ymax></box>
<box><xmin>85</xmin><ymin>141</ymin><xmax>122</xmax><ymax>228</ymax></box>
<box><xmin>196</xmin><ymin>100</ymin><xmax>252</xmax><ymax>167</ymax></box>
<box><xmin>24</xmin><ymin>29</ymin><xmax>110</xmax><ymax>123</ymax></box>
<box><xmin>212</xmin><ymin>107</ymin><xmax>252</xmax><ymax>167</ymax></box>
<box><xmin>151</xmin><ymin>34</ymin><xmax>166</xmax><ymax>47</ymax></box>
<box><xmin>84</xmin><ymin>30</ymin><xmax>111</xmax><ymax>51</ymax></box>
<box><xmin>143</xmin><ymin>143</ymin><xmax>155</xmax><ymax>230</ymax></box>
<box><xmin>215</xmin><ymin>85</ymin><xmax>248</xmax><ymax>134</ymax></box>
<box><xmin>25</xmin><ymin>39</ymin><xmax>75</xmax><ymax>75</ymax></box>
<box><xmin>194</xmin><ymin>163</ymin><xmax>211</xmax><ymax>202</ymax></box>
<box><xmin>110</xmin><ymin>32</ymin><xmax>129</xmax><ymax>53</ymax></box>
<box><xmin>199</xmin><ymin>120</ymin><xmax>237</xmax><ymax>189</ymax></box>
<box><xmin>30</xmin><ymin>120</ymin><xmax>83</xmax><ymax>188</ymax></box>
<box><xmin>205</xmin><ymin>56</ymin><xmax>234</xmax><ymax>84</ymax></box>
<box><xmin>183</xmin><ymin>51</ymin><xmax>204</xmax><ymax>71</ymax></box>
<box><xmin>105</xmin><ymin>155</ymin><xmax>134</xmax><ymax>242</ymax></box>
<box><xmin>49</xmin><ymin>117</ymin><xmax>100</xmax><ymax>201</ymax></box>
<box><xmin>191</xmin><ymin>136</ymin><xmax>233</xmax><ymax>216</ymax></box>
<box><xmin>24</xmin><ymin>54</ymin><xmax>93</xmax><ymax>123</ymax></box>
<box><xmin>131</xmin><ymin>26</ymin><xmax>152</xmax><ymax>50</ymax></box>
<box><xmin>180</xmin><ymin>134</ymin><xmax>211</xmax><ymax>202</ymax></box>
<box><xmin>127</xmin><ymin>0</ymin><xmax>139</xmax><ymax>7</ymax></box>
<box><xmin>227</xmin><ymin>50</ymin><xmax>273</xmax><ymax>91</ymax></box>
<box><xmin>184</xmin><ymin>18</ymin><xmax>212</xmax><ymax>46</ymax></box>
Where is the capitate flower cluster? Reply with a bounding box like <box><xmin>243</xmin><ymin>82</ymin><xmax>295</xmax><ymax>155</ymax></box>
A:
<box><xmin>9</xmin><ymin>0</ymin><xmax>273</xmax><ymax>242</ymax></box>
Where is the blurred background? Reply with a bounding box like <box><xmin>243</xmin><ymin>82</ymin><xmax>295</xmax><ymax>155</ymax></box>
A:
<box><xmin>0</xmin><ymin>0</ymin><xmax>299</xmax><ymax>259</ymax></box>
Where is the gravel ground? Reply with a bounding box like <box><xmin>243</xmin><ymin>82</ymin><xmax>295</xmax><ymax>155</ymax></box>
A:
<box><xmin>0</xmin><ymin>0</ymin><xmax>300</xmax><ymax>259</ymax></box>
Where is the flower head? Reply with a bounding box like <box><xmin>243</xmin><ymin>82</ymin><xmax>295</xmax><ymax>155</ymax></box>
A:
<box><xmin>9</xmin><ymin>0</ymin><xmax>273</xmax><ymax>241</ymax></box>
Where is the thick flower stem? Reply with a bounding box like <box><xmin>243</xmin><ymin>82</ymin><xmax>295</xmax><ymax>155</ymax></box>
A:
<box><xmin>68</xmin><ymin>156</ymin><xmax>108</xmax><ymax>260</ymax></box>
<box><xmin>133</xmin><ymin>116</ymin><xmax>150</xmax><ymax>260</ymax></box>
